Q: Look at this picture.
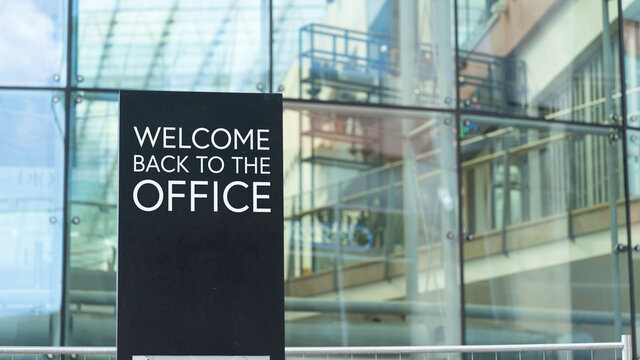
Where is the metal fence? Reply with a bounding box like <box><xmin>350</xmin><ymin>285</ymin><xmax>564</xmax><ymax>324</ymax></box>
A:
<box><xmin>0</xmin><ymin>336</ymin><xmax>632</xmax><ymax>360</ymax></box>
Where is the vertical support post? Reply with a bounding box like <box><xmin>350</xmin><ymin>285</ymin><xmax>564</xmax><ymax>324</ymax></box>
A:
<box><xmin>440</xmin><ymin>113</ymin><xmax>462</xmax><ymax>346</ymax></box>
<box><xmin>398</xmin><ymin>0</ymin><xmax>420</xmax><ymax>346</ymax></box>
<box><xmin>433</xmin><ymin>0</ymin><xmax>462</xmax><ymax>346</ymax></box>
<box><xmin>333</xmin><ymin>181</ymin><xmax>348</xmax><ymax>346</ymax></box>
<box><xmin>602</xmin><ymin>1</ymin><xmax>615</xmax><ymax>118</ymax></box>
<box><xmin>617</xmin><ymin>0</ymin><xmax>639</xmax><ymax>354</ymax></box>
<box><xmin>286</xmin><ymin>200</ymin><xmax>297</xmax><ymax>295</ymax></box>
<box><xmin>566</xmin><ymin>136</ymin><xmax>575</xmax><ymax>241</ymax></box>
<box><xmin>61</xmin><ymin>0</ymin><xmax>77</xmax><ymax>346</ymax></box>
<box><xmin>609</xmin><ymin>133</ymin><xmax>623</xmax><ymax>343</ymax></box>
<box><xmin>297</xmin><ymin>113</ymin><xmax>304</xmax><ymax>279</ymax></box>
<box><xmin>298</xmin><ymin>27</ymin><xmax>303</xmax><ymax>98</ymax></box>
<box><xmin>602</xmin><ymin>0</ymin><xmax>622</xmax><ymax>343</ymax></box>
<box><xmin>384</xmin><ymin>169</ymin><xmax>396</xmax><ymax>280</ymax></box>
<box><xmin>501</xmin><ymin>136</ymin><xmax>511</xmax><ymax>255</ymax></box>
<box><xmin>453</xmin><ymin>0</ymin><xmax>467</xmax><ymax>346</ymax></box>
<box><xmin>622</xmin><ymin>334</ymin><xmax>632</xmax><ymax>360</ymax></box>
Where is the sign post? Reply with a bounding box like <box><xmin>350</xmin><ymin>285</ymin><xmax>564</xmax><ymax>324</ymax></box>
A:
<box><xmin>117</xmin><ymin>90</ymin><xmax>283</xmax><ymax>360</ymax></box>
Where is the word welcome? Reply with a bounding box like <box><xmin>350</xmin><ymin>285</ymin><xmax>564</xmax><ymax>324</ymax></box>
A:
<box><xmin>134</xmin><ymin>126</ymin><xmax>270</xmax><ymax>150</ymax></box>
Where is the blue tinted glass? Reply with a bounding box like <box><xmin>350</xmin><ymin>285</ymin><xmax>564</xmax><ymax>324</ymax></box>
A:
<box><xmin>0</xmin><ymin>90</ymin><xmax>65</xmax><ymax>344</ymax></box>
<box><xmin>0</xmin><ymin>1</ymin><xmax>67</xmax><ymax>87</ymax></box>
<box><xmin>75</xmin><ymin>0</ymin><xmax>269</xmax><ymax>92</ymax></box>
<box><xmin>66</xmin><ymin>91</ymin><xmax>118</xmax><ymax>345</ymax></box>
<box><xmin>273</xmin><ymin>0</ymin><xmax>456</xmax><ymax>108</ymax></box>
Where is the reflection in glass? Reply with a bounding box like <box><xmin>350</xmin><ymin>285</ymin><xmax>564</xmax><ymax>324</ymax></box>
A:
<box><xmin>75</xmin><ymin>0</ymin><xmax>268</xmax><ymax>92</ymax></box>
<box><xmin>273</xmin><ymin>1</ymin><xmax>456</xmax><ymax>107</ymax></box>
<box><xmin>0</xmin><ymin>90</ymin><xmax>65</xmax><ymax>344</ymax></box>
<box><xmin>461</xmin><ymin>115</ymin><xmax>630</xmax><ymax>344</ymax></box>
<box><xmin>626</xmin><ymin>129</ymin><xmax>640</xmax><ymax>348</ymax></box>
<box><xmin>457</xmin><ymin>0</ymin><xmax>622</xmax><ymax>122</ymax></box>
<box><xmin>624</xmin><ymin>7</ymin><xmax>640</xmax><ymax>128</ymax></box>
<box><xmin>0</xmin><ymin>0</ymin><xmax>67</xmax><ymax>87</ymax></box>
<box><xmin>66</xmin><ymin>91</ymin><xmax>118</xmax><ymax>345</ymax></box>
<box><xmin>457</xmin><ymin>0</ymin><xmax>498</xmax><ymax>46</ymax></box>
<box><xmin>283</xmin><ymin>103</ymin><xmax>460</xmax><ymax>346</ymax></box>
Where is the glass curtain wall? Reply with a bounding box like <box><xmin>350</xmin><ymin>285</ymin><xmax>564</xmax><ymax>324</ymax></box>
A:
<box><xmin>0</xmin><ymin>90</ymin><xmax>65</xmax><ymax>345</ymax></box>
<box><xmin>1</xmin><ymin>0</ymin><xmax>640</xmax><ymax>354</ymax></box>
<box><xmin>282</xmin><ymin>104</ymin><xmax>460</xmax><ymax>346</ymax></box>
<box><xmin>459</xmin><ymin>0</ymin><xmax>631</xmax><ymax>347</ymax></box>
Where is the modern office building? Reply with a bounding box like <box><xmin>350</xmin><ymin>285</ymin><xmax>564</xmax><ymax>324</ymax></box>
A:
<box><xmin>3</xmin><ymin>0</ymin><xmax>640</xmax><ymax>353</ymax></box>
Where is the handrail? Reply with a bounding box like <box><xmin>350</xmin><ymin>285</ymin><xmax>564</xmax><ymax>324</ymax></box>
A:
<box><xmin>0</xmin><ymin>347</ymin><xmax>115</xmax><ymax>355</ymax></box>
<box><xmin>301</xmin><ymin>23</ymin><xmax>390</xmax><ymax>40</ymax></box>
<box><xmin>0</xmin><ymin>335</ymin><xmax>631</xmax><ymax>359</ymax></box>
<box><xmin>287</xmin><ymin>341</ymin><xmax>624</xmax><ymax>355</ymax></box>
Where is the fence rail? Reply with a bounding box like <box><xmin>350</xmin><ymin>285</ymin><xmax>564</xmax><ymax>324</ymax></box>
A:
<box><xmin>0</xmin><ymin>335</ymin><xmax>632</xmax><ymax>360</ymax></box>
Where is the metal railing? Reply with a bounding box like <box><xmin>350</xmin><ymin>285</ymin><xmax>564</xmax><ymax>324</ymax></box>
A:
<box><xmin>0</xmin><ymin>335</ymin><xmax>632</xmax><ymax>360</ymax></box>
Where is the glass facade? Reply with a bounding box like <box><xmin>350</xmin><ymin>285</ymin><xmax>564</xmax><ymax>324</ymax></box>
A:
<box><xmin>0</xmin><ymin>90</ymin><xmax>65</xmax><ymax>345</ymax></box>
<box><xmin>462</xmin><ymin>115</ymin><xmax>631</xmax><ymax>344</ymax></box>
<box><xmin>273</xmin><ymin>0</ymin><xmax>455</xmax><ymax>107</ymax></box>
<box><xmin>3</xmin><ymin>0</ymin><xmax>640</xmax><ymax>353</ymax></box>
<box><xmin>74</xmin><ymin>0</ymin><xmax>269</xmax><ymax>91</ymax></box>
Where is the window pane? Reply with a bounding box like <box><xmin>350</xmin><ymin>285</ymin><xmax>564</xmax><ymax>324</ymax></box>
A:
<box><xmin>0</xmin><ymin>90</ymin><xmax>65</xmax><ymax>344</ymax></box>
<box><xmin>0</xmin><ymin>0</ymin><xmax>67</xmax><ymax>87</ymax></box>
<box><xmin>623</xmin><ymin>3</ymin><xmax>640</xmax><ymax>128</ymax></box>
<box><xmin>457</xmin><ymin>0</ymin><xmax>622</xmax><ymax>123</ymax></box>
<box><xmin>75</xmin><ymin>0</ymin><xmax>269</xmax><ymax>92</ymax></box>
<box><xmin>626</xmin><ymin>129</ymin><xmax>640</xmax><ymax>347</ymax></box>
<box><xmin>273</xmin><ymin>1</ymin><xmax>456</xmax><ymax>108</ymax></box>
<box><xmin>283</xmin><ymin>103</ymin><xmax>460</xmax><ymax>345</ymax></box>
<box><xmin>66</xmin><ymin>91</ymin><xmax>118</xmax><ymax>345</ymax></box>
<box><xmin>461</xmin><ymin>115</ymin><xmax>630</xmax><ymax>344</ymax></box>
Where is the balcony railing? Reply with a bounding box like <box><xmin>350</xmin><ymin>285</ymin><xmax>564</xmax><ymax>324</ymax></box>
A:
<box><xmin>298</xmin><ymin>23</ymin><xmax>526</xmax><ymax>111</ymax></box>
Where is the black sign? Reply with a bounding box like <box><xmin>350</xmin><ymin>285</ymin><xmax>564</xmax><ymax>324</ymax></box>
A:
<box><xmin>117</xmin><ymin>91</ymin><xmax>283</xmax><ymax>360</ymax></box>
